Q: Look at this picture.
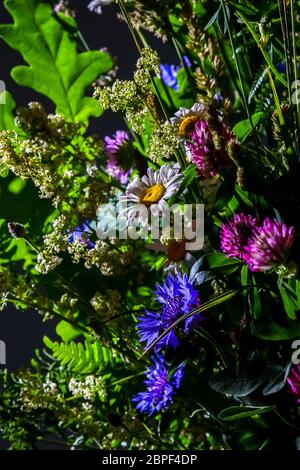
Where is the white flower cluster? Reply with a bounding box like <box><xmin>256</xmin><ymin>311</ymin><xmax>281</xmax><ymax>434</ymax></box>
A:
<box><xmin>68</xmin><ymin>375</ymin><xmax>106</xmax><ymax>402</ymax></box>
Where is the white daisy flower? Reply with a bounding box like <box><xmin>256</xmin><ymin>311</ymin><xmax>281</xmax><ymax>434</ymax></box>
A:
<box><xmin>88</xmin><ymin>0</ymin><xmax>114</xmax><ymax>14</ymax></box>
<box><xmin>170</xmin><ymin>103</ymin><xmax>206</xmax><ymax>139</ymax></box>
<box><xmin>120</xmin><ymin>163</ymin><xmax>184</xmax><ymax>225</ymax></box>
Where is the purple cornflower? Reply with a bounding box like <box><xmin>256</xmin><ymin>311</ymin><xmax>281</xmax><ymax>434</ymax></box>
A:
<box><xmin>287</xmin><ymin>365</ymin><xmax>300</xmax><ymax>404</ymax></box>
<box><xmin>188</xmin><ymin>119</ymin><xmax>232</xmax><ymax>179</ymax></box>
<box><xmin>104</xmin><ymin>130</ymin><xmax>133</xmax><ymax>185</ymax></box>
<box><xmin>137</xmin><ymin>273</ymin><xmax>200</xmax><ymax>351</ymax></box>
<box><xmin>161</xmin><ymin>56</ymin><xmax>191</xmax><ymax>91</ymax></box>
<box><xmin>243</xmin><ymin>218</ymin><xmax>295</xmax><ymax>272</ymax></box>
<box><xmin>68</xmin><ymin>222</ymin><xmax>95</xmax><ymax>249</ymax></box>
<box><xmin>221</xmin><ymin>213</ymin><xmax>259</xmax><ymax>259</ymax></box>
<box><xmin>132</xmin><ymin>355</ymin><xmax>184</xmax><ymax>416</ymax></box>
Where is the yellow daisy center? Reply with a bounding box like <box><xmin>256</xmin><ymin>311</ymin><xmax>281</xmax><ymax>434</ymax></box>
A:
<box><xmin>141</xmin><ymin>184</ymin><xmax>166</xmax><ymax>206</ymax></box>
<box><xmin>179</xmin><ymin>115</ymin><xmax>199</xmax><ymax>137</ymax></box>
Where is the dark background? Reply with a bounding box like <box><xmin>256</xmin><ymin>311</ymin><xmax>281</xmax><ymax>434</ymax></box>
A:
<box><xmin>0</xmin><ymin>1</ymin><xmax>176</xmax><ymax>371</ymax></box>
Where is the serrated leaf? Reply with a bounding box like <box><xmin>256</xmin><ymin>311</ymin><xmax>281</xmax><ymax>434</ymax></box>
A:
<box><xmin>0</xmin><ymin>0</ymin><xmax>113</xmax><ymax>122</ymax></box>
<box><xmin>43</xmin><ymin>337</ymin><xmax>121</xmax><ymax>373</ymax></box>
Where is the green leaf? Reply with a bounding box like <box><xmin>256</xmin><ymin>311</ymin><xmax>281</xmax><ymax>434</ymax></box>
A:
<box><xmin>232</xmin><ymin>112</ymin><xmax>264</xmax><ymax>142</ymax></box>
<box><xmin>262</xmin><ymin>364</ymin><xmax>291</xmax><ymax>396</ymax></box>
<box><xmin>212</xmin><ymin>176</ymin><xmax>235</xmax><ymax>212</ymax></box>
<box><xmin>254</xmin><ymin>319</ymin><xmax>300</xmax><ymax>340</ymax></box>
<box><xmin>204</xmin><ymin>6</ymin><xmax>222</xmax><ymax>31</ymax></box>
<box><xmin>43</xmin><ymin>337</ymin><xmax>120</xmax><ymax>374</ymax></box>
<box><xmin>219</xmin><ymin>405</ymin><xmax>276</xmax><ymax>421</ymax></box>
<box><xmin>0</xmin><ymin>0</ymin><xmax>113</xmax><ymax>122</ymax></box>
<box><xmin>0</xmin><ymin>90</ymin><xmax>15</xmax><ymax>131</ymax></box>
<box><xmin>278</xmin><ymin>282</ymin><xmax>298</xmax><ymax>320</ymax></box>
<box><xmin>8</xmin><ymin>177</ymin><xmax>27</xmax><ymax>194</ymax></box>
<box><xmin>209</xmin><ymin>367</ymin><xmax>266</xmax><ymax>397</ymax></box>
<box><xmin>202</xmin><ymin>252</ymin><xmax>241</xmax><ymax>273</ymax></box>
<box><xmin>228</xmin><ymin>1</ymin><xmax>259</xmax><ymax>16</ymax></box>
<box><xmin>168</xmin><ymin>164</ymin><xmax>197</xmax><ymax>205</ymax></box>
<box><xmin>252</xmin><ymin>274</ymin><xmax>262</xmax><ymax>319</ymax></box>
<box><xmin>56</xmin><ymin>320</ymin><xmax>82</xmax><ymax>342</ymax></box>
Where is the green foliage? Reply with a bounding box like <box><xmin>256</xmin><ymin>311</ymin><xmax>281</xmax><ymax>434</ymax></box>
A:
<box><xmin>0</xmin><ymin>0</ymin><xmax>113</xmax><ymax>121</ymax></box>
<box><xmin>0</xmin><ymin>90</ymin><xmax>15</xmax><ymax>131</ymax></box>
<box><xmin>232</xmin><ymin>112</ymin><xmax>265</xmax><ymax>142</ymax></box>
<box><xmin>43</xmin><ymin>337</ymin><xmax>120</xmax><ymax>374</ymax></box>
<box><xmin>218</xmin><ymin>405</ymin><xmax>276</xmax><ymax>421</ymax></box>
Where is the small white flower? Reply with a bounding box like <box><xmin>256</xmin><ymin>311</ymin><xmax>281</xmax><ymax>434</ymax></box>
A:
<box><xmin>170</xmin><ymin>103</ymin><xmax>205</xmax><ymax>139</ymax></box>
<box><xmin>120</xmin><ymin>163</ymin><xmax>184</xmax><ymax>225</ymax></box>
<box><xmin>88</xmin><ymin>0</ymin><xmax>114</xmax><ymax>14</ymax></box>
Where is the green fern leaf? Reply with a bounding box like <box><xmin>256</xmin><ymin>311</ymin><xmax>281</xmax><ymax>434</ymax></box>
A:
<box><xmin>43</xmin><ymin>337</ymin><xmax>120</xmax><ymax>374</ymax></box>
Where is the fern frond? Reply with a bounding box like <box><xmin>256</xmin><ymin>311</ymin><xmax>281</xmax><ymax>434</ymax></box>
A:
<box><xmin>43</xmin><ymin>337</ymin><xmax>121</xmax><ymax>374</ymax></box>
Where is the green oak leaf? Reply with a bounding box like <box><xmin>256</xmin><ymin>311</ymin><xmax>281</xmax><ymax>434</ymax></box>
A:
<box><xmin>0</xmin><ymin>0</ymin><xmax>113</xmax><ymax>122</ymax></box>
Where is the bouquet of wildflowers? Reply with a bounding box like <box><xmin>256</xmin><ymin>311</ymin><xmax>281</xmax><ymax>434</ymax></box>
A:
<box><xmin>0</xmin><ymin>0</ymin><xmax>300</xmax><ymax>450</ymax></box>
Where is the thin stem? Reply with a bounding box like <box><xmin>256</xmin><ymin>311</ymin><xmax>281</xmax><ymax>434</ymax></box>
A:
<box><xmin>238</xmin><ymin>12</ymin><xmax>288</xmax><ymax>87</ymax></box>
<box><xmin>117</xmin><ymin>0</ymin><xmax>142</xmax><ymax>53</ymax></box>
<box><xmin>278</xmin><ymin>0</ymin><xmax>292</xmax><ymax>106</ymax></box>
<box><xmin>170</xmin><ymin>34</ymin><xmax>193</xmax><ymax>85</ymax></box>
<box><xmin>195</xmin><ymin>327</ymin><xmax>228</xmax><ymax>368</ymax></box>
<box><xmin>267</xmin><ymin>69</ymin><xmax>285</xmax><ymax>125</ymax></box>
<box><xmin>78</xmin><ymin>31</ymin><xmax>90</xmax><ymax>51</ymax></box>
<box><xmin>291</xmin><ymin>0</ymin><xmax>300</xmax><ymax>158</ymax></box>
<box><xmin>220</xmin><ymin>0</ymin><xmax>255</xmax><ymax>134</ymax></box>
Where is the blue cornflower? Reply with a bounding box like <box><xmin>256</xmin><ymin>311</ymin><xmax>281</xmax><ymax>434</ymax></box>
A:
<box><xmin>160</xmin><ymin>56</ymin><xmax>192</xmax><ymax>91</ymax></box>
<box><xmin>68</xmin><ymin>222</ymin><xmax>95</xmax><ymax>249</ymax></box>
<box><xmin>137</xmin><ymin>273</ymin><xmax>200</xmax><ymax>351</ymax></box>
<box><xmin>160</xmin><ymin>64</ymin><xmax>181</xmax><ymax>90</ymax></box>
<box><xmin>132</xmin><ymin>355</ymin><xmax>184</xmax><ymax>416</ymax></box>
<box><xmin>276</xmin><ymin>61</ymin><xmax>300</xmax><ymax>73</ymax></box>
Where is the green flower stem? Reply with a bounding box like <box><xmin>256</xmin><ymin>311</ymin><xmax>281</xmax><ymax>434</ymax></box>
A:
<box><xmin>237</xmin><ymin>11</ymin><xmax>288</xmax><ymax>88</ymax></box>
<box><xmin>195</xmin><ymin>327</ymin><xmax>228</xmax><ymax>369</ymax></box>
<box><xmin>220</xmin><ymin>1</ymin><xmax>255</xmax><ymax>135</ymax></box>
<box><xmin>117</xmin><ymin>0</ymin><xmax>142</xmax><ymax>54</ymax></box>
<box><xmin>290</xmin><ymin>0</ymin><xmax>300</xmax><ymax>158</ymax></box>
<box><xmin>277</xmin><ymin>0</ymin><xmax>292</xmax><ymax>106</ymax></box>
<box><xmin>170</xmin><ymin>34</ymin><xmax>194</xmax><ymax>86</ymax></box>
<box><xmin>267</xmin><ymin>69</ymin><xmax>285</xmax><ymax>126</ymax></box>
<box><xmin>77</xmin><ymin>30</ymin><xmax>90</xmax><ymax>51</ymax></box>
